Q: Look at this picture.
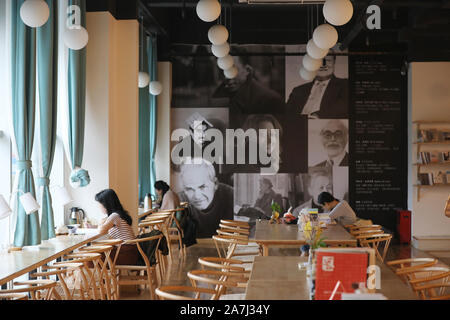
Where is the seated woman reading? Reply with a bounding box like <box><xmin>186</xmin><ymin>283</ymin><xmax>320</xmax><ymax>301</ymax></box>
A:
<box><xmin>96</xmin><ymin>189</ymin><xmax>138</xmax><ymax>265</ymax></box>
<box><xmin>154</xmin><ymin>180</ymin><xmax>180</xmax><ymax>211</ymax></box>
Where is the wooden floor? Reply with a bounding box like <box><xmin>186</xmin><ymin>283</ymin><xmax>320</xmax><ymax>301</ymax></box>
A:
<box><xmin>119</xmin><ymin>240</ymin><xmax>450</xmax><ymax>300</ymax></box>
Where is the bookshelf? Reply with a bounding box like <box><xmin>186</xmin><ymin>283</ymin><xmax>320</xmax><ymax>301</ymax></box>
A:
<box><xmin>414</xmin><ymin>121</ymin><xmax>450</xmax><ymax>201</ymax></box>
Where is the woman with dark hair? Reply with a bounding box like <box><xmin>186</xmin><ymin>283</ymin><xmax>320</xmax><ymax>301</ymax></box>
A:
<box><xmin>96</xmin><ymin>189</ymin><xmax>138</xmax><ymax>265</ymax></box>
<box><xmin>154</xmin><ymin>180</ymin><xmax>180</xmax><ymax>210</ymax></box>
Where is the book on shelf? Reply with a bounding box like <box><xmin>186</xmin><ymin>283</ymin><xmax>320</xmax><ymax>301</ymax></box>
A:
<box><xmin>434</xmin><ymin>171</ymin><xmax>446</xmax><ymax>184</ymax></box>
<box><xmin>430</xmin><ymin>151</ymin><xmax>441</xmax><ymax>163</ymax></box>
<box><xmin>443</xmin><ymin>152</ymin><xmax>450</xmax><ymax>162</ymax></box>
<box><xmin>418</xmin><ymin>171</ymin><xmax>450</xmax><ymax>185</ymax></box>
<box><xmin>442</xmin><ymin>131</ymin><xmax>450</xmax><ymax>141</ymax></box>
<box><xmin>418</xmin><ymin>173</ymin><xmax>431</xmax><ymax>185</ymax></box>
<box><xmin>418</xmin><ymin>151</ymin><xmax>450</xmax><ymax>164</ymax></box>
<box><xmin>417</xmin><ymin>129</ymin><xmax>449</xmax><ymax>143</ymax></box>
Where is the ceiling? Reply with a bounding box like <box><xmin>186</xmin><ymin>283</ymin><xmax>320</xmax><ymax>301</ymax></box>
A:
<box><xmin>87</xmin><ymin>0</ymin><xmax>450</xmax><ymax>61</ymax></box>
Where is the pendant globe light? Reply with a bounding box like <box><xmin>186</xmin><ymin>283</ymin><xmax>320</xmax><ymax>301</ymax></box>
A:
<box><xmin>323</xmin><ymin>0</ymin><xmax>353</xmax><ymax>26</ymax></box>
<box><xmin>217</xmin><ymin>55</ymin><xmax>234</xmax><ymax>70</ymax></box>
<box><xmin>196</xmin><ymin>0</ymin><xmax>221</xmax><ymax>22</ymax></box>
<box><xmin>208</xmin><ymin>24</ymin><xmax>229</xmax><ymax>45</ymax></box>
<box><xmin>63</xmin><ymin>5</ymin><xmax>89</xmax><ymax>50</ymax></box>
<box><xmin>306</xmin><ymin>39</ymin><xmax>328</xmax><ymax>60</ymax></box>
<box><xmin>313</xmin><ymin>24</ymin><xmax>338</xmax><ymax>50</ymax></box>
<box><xmin>299</xmin><ymin>67</ymin><xmax>317</xmax><ymax>81</ymax></box>
<box><xmin>302</xmin><ymin>54</ymin><xmax>322</xmax><ymax>72</ymax></box>
<box><xmin>149</xmin><ymin>81</ymin><xmax>163</xmax><ymax>96</ymax></box>
<box><xmin>20</xmin><ymin>0</ymin><xmax>50</xmax><ymax>28</ymax></box>
<box><xmin>224</xmin><ymin>66</ymin><xmax>238</xmax><ymax>79</ymax></box>
<box><xmin>211</xmin><ymin>42</ymin><xmax>230</xmax><ymax>58</ymax></box>
<box><xmin>138</xmin><ymin>17</ymin><xmax>150</xmax><ymax>88</ymax></box>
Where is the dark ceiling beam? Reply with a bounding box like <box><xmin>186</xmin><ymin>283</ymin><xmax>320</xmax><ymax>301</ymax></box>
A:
<box><xmin>138</xmin><ymin>1</ymin><xmax>168</xmax><ymax>37</ymax></box>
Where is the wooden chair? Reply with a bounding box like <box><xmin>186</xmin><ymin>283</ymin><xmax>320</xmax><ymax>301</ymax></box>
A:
<box><xmin>198</xmin><ymin>257</ymin><xmax>252</xmax><ymax>272</ymax></box>
<box><xmin>54</xmin><ymin>252</ymin><xmax>103</xmax><ymax>300</ymax></box>
<box><xmin>408</xmin><ymin>269</ymin><xmax>450</xmax><ymax>300</ymax></box>
<box><xmin>0</xmin><ymin>293</ymin><xmax>29</xmax><ymax>300</ymax></box>
<box><xmin>114</xmin><ymin>234</ymin><xmax>164</xmax><ymax>300</ymax></box>
<box><xmin>212</xmin><ymin>234</ymin><xmax>258</xmax><ymax>263</ymax></box>
<box><xmin>357</xmin><ymin>233</ymin><xmax>392</xmax><ymax>263</ymax></box>
<box><xmin>30</xmin><ymin>262</ymin><xmax>85</xmax><ymax>300</ymax></box>
<box><xmin>155</xmin><ymin>286</ymin><xmax>216</xmax><ymax>300</ymax></box>
<box><xmin>187</xmin><ymin>269</ymin><xmax>249</xmax><ymax>300</ymax></box>
<box><xmin>158</xmin><ymin>208</ymin><xmax>187</xmax><ymax>258</ymax></box>
<box><xmin>387</xmin><ymin>258</ymin><xmax>438</xmax><ymax>282</ymax></box>
<box><xmin>0</xmin><ymin>279</ymin><xmax>58</xmax><ymax>300</ymax></box>
<box><xmin>348</xmin><ymin>225</ymin><xmax>383</xmax><ymax>236</ymax></box>
<box><xmin>218</xmin><ymin>224</ymin><xmax>251</xmax><ymax>236</ymax></box>
<box><xmin>78</xmin><ymin>245</ymin><xmax>119</xmax><ymax>300</ymax></box>
<box><xmin>220</xmin><ymin>220</ymin><xmax>251</xmax><ymax>230</ymax></box>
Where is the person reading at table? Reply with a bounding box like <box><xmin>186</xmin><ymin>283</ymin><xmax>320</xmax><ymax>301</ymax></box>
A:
<box><xmin>154</xmin><ymin>180</ymin><xmax>180</xmax><ymax>211</ymax></box>
<box><xmin>317</xmin><ymin>191</ymin><xmax>357</xmax><ymax>226</ymax></box>
<box><xmin>96</xmin><ymin>189</ymin><xmax>139</xmax><ymax>265</ymax></box>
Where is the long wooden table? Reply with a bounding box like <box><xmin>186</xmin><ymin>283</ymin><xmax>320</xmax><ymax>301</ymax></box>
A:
<box><xmin>245</xmin><ymin>256</ymin><xmax>419</xmax><ymax>300</ymax></box>
<box><xmin>253</xmin><ymin>220</ymin><xmax>357</xmax><ymax>256</ymax></box>
<box><xmin>0</xmin><ymin>229</ymin><xmax>101</xmax><ymax>287</ymax></box>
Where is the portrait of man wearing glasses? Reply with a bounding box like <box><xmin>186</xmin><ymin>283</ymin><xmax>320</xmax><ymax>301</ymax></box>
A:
<box><xmin>311</xmin><ymin>119</ymin><xmax>349</xmax><ymax>167</ymax></box>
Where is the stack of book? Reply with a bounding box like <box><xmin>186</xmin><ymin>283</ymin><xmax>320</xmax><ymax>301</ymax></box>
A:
<box><xmin>418</xmin><ymin>151</ymin><xmax>450</xmax><ymax>164</ymax></box>
<box><xmin>418</xmin><ymin>171</ymin><xmax>450</xmax><ymax>185</ymax></box>
<box><xmin>417</xmin><ymin>129</ymin><xmax>450</xmax><ymax>143</ymax></box>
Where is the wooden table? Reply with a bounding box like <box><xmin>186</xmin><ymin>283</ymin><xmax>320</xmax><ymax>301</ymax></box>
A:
<box><xmin>253</xmin><ymin>220</ymin><xmax>357</xmax><ymax>256</ymax></box>
<box><xmin>0</xmin><ymin>229</ymin><xmax>101</xmax><ymax>287</ymax></box>
<box><xmin>245</xmin><ymin>256</ymin><xmax>419</xmax><ymax>300</ymax></box>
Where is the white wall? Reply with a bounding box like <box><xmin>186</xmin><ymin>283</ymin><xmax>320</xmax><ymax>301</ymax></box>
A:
<box><xmin>409</xmin><ymin>62</ymin><xmax>450</xmax><ymax>238</ymax></box>
<box><xmin>65</xmin><ymin>12</ymin><xmax>139</xmax><ymax>232</ymax></box>
<box><xmin>154</xmin><ymin>62</ymin><xmax>172</xmax><ymax>185</ymax></box>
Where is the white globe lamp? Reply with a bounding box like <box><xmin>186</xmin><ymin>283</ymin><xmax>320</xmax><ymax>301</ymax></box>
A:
<box><xmin>211</xmin><ymin>42</ymin><xmax>230</xmax><ymax>58</ymax></box>
<box><xmin>208</xmin><ymin>25</ymin><xmax>229</xmax><ymax>45</ymax></box>
<box><xmin>302</xmin><ymin>54</ymin><xmax>322</xmax><ymax>72</ymax></box>
<box><xmin>323</xmin><ymin>0</ymin><xmax>353</xmax><ymax>26</ymax></box>
<box><xmin>299</xmin><ymin>67</ymin><xmax>317</xmax><ymax>81</ymax></box>
<box><xmin>306</xmin><ymin>39</ymin><xmax>329</xmax><ymax>59</ymax></box>
<box><xmin>138</xmin><ymin>72</ymin><xmax>150</xmax><ymax>88</ymax></box>
<box><xmin>149</xmin><ymin>81</ymin><xmax>163</xmax><ymax>96</ymax></box>
<box><xmin>217</xmin><ymin>55</ymin><xmax>234</xmax><ymax>70</ymax></box>
<box><xmin>20</xmin><ymin>0</ymin><xmax>50</xmax><ymax>28</ymax></box>
<box><xmin>313</xmin><ymin>24</ymin><xmax>338</xmax><ymax>50</ymax></box>
<box><xmin>196</xmin><ymin>0</ymin><xmax>221</xmax><ymax>22</ymax></box>
<box><xmin>224</xmin><ymin>66</ymin><xmax>238</xmax><ymax>79</ymax></box>
<box><xmin>64</xmin><ymin>26</ymin><xmax>89</xmax><ymax>50</ymax></box>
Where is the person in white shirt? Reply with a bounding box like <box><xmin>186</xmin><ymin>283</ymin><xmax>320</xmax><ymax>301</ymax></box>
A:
<box><xmin>317</xmin><ymin>191</ymin><xmax>357</xmax><ymax>226</ymax></box>
<box><xmin>154</xmin><ymin>180</ymin><xmax>180</xmax><ymax>211</ymax></box>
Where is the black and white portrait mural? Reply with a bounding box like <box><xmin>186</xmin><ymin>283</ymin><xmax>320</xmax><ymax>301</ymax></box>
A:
<box><xmin>170</xmin><ymin>44</ymin><xmax>349</xmax><ymax>238</ymax></box>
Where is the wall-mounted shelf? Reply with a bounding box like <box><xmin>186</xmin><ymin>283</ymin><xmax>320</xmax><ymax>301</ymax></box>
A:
<box><xmin>413</xmin><ymin>121</ymin><xmax>450</xmax><ymax>202</ymax></box>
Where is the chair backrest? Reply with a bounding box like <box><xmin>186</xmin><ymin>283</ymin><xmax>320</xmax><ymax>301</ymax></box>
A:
<box><xmin>220</xmin><ymin>220</ymin><xmax>250</xmax><ymax>229</ymax></box>
<box><xmin>387</xmin><ymin>258</ymin><xmax>438</xmax><ymax>280</ymax></box>
<box><xmin>212</xmin><ymin>234</ymin><xmax>249</xmax><ymax>259</ymax></box>
<box><xmin>408</xmin><ymin>270</ymin><xmax>450</xmax><ymax>300</ymax></box>
<box><xmin>123</xmin><ymin>234</ymin><xmax>163</xmax><ymax>267</ymax></box>
<box><xmin>218</xmin><ymin>224</ymin><xmax>250</xmax><ymax>236</ymax></box>
<box><xmin>198</xmin><ymin>257</ymin><xmax>248</xmax><ymax>272</ymax></box>
<box><xmin>0</xmin><ymin>293</ymin><xmax>29</xmax><ymax>300</ymax></box>
<box><xmin>358</xmin><ymin>233</ymin><xmax>392</xmax><ymax>262</ymax></box>
<box><xmin>155</xmin><ymin>286</ymin><xmax>216</xmax><ymax>300</ymax></box>
<box><xmin>5</xmin><ymin>279</ymin><xmax>58</xmax><ymax>300</ymax></box>
<box><xmin>216</xmin><ymin>229</ymin><xmax>249</xmax><ymax>240</ymax></box>
<box><xmin>187</xmin><ymin>269</ymin><xmax>249</xmax><ymax>299</ymax></box>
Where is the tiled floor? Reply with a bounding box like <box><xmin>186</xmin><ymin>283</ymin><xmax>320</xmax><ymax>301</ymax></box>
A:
<box><xmin>119</xmin><ymin>241</ymin><xmax>450</xmax><ymax>300</ymax></box>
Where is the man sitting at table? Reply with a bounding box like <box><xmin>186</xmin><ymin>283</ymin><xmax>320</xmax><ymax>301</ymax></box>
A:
<box><xmin>317</xmin><ymin>191</ymin><xmax>357</xmax><ymax>226</ymax></box>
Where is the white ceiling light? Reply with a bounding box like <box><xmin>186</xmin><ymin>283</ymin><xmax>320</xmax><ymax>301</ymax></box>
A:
<box><xmin>299</xmin><ymin>67</ymin><xmax>317</xmax><ymax>81</ymax></box>
<box><xmin>323</xmin><ymin>0</ymin><xmax>353</xmax><ymax>26</ymax></box>
<box><xmin>196</xmin><ymin>0</ymin><xmax>221</xmax><ymax>22</ymax></box>
<box><xmin>20</xmin><ymin>0</ymin><xmax>50</xmax><ymax>28</ymax></box>
<box><xmin>217</xmin><ymin>55</ymin><xmax>234</xmax><ymax>70</ymax></box>
<box><xmin>64</xmin><ymin>26</ymin><xmax>89</xmax><ymax>50</ymax></box>
<box><xmin>313</xmin><ymin>24</ymin><xmax>338</xmax><ymax>49</ymax></box>
<box><xmin>224</xmin><ymin>66</ymin><xmax>238</xmax><ymax>79</ymax></box>
<box><xmin>306</xmin><ymin>39</ymin><xmax>329</xmax><ymax>59</ymax></box>
<box><xmin>138</xmin><ymin>72</ymin><xmax>150</xmax><ymax>88</ymax></box>
<box><xmin>208</xmin><ymin>24</ymin><xmax>229</xmax><ymax>45</ymax></box>
<box><xmin>211</xmin><ymin>42</ymin><xmax>230</xmax><ymax>58</ymax></box>
<box><xmin>149</xmin><ymin>81</ymin><xmax>163</xmax><ymax>96</ymax></box>
<box><xmin>302</xmin><ymin>54</ymin><xmax>322</xmax><ymax>71</ymax></box>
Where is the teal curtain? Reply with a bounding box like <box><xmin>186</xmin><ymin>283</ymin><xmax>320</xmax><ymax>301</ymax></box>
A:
<box><xmin>11</xmin><ymin>0</ymin><xmax>41</xmax><ymax>247</ymax></box>
<box><xmin>138</xmin><ymin>31</ymin><xmax>151</xmax><ymax>203</ymax></box>
<box><xmin>149</xmin><ymin>36</ymin><xmax>158</xmax><ymax>197</ymax></box>
<box><xmin>37</xmin><ymin>0</ymin><xmax>58</xmax><ymax>240</ymax></box>
<box><xmin>67</xmin><ymin>0</ymin><xmax>90</xmax><ymax>188</ymax></box>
